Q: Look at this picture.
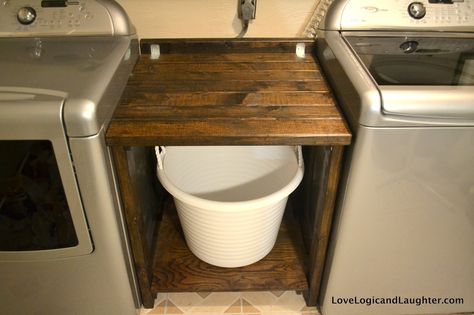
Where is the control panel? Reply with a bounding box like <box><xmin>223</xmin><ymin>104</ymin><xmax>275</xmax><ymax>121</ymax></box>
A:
<box><xmin>337</xmin><ymin>0</ymin><xmax>474</xmax><ymax>31</ymax></box>
<box><xmin>0</xmin><ymin>0</ymin><xmax>134</xmax><ymax>37</ymax></box>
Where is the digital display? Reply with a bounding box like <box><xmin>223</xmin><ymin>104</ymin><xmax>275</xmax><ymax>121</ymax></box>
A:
<box><xmin>41</xmin><ymin>0</ymin><xmax>67</xmax><ymax>7</ymax></box>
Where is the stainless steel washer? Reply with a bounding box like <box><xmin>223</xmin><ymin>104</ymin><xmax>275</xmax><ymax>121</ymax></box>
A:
<box><xmin>0</xmin><ymin>1</ymin><xmax>139</xmax><ymax>314</ymax></box>
<box><xmin>317</xmin><ymin>1</ymin><xmax>474</xmax><ymax>314</ymax></box>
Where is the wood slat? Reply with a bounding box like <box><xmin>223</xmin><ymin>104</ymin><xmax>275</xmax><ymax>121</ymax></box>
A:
<box><xmin>154</xmin><ymin>53</ymin><xmax>314</xmax><ymax>64</ymax></box>
<box><xmin>119</xmin><ymin>92</ymin><xmax>335</xmax><ymax>107</ymax></box>
<box><xmin>151</xmin><ymin>197</ymin><xmax>308</xmax><ymax>293</ymax></box>
<box><xmin>113</xmin><ymin>106</ymin><xmax>342</xmax><ymax>120</ymax></box>
<box><xmin>134</xmin><ymin>60</ymin><xmax>319</xmax><ymax>72</ymax></box>
<box><xmin>131</xmin><ymin>70</ymin><xmax>322</xmax><ymax>81</ymax></box>
<box><xmin>140</xmin><ymin>38</ymin><xmax>315</xmax><ymax>55</ymax></box>
<box><xmin>107</xmin><ymin>120</ymin><xmax>351</xmax><ymax>146</ymax></box>
<box><xmin>124</xmin><ymin>81</ymin><xmax>329</xmax><ymax>93</ymax></box>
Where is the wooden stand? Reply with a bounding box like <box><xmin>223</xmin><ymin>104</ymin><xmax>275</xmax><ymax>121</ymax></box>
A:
<box><xmin>106</xmin><ymin>39</ymin><xmax>351</xmax><ymax>309</ymax></box>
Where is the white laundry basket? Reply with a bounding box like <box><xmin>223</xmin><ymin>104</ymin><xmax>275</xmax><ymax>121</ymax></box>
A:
<box><xmin>155</xmin><ymin>145</ymin><xmax>304</xmax><ymax>268</ymax></box>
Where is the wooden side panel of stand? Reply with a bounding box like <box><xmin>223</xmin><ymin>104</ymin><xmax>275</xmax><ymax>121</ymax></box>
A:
<box><xmin>110</xmin><ymin>146</ymin><xmax>155</xmax><ymax>308</ymax></box>
<box><xmin>301</xmin><ymin>145</ymin><xmax>344</xmax><ymax>306</ymax></box>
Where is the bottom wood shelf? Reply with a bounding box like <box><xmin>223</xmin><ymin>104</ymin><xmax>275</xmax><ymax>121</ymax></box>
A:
<box><xmin>151</xmin><ymin>197</ymin><xmax>309</xmax><ymax>294</ymax></box>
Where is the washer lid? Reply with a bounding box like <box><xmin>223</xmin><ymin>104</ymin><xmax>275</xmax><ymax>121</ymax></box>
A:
<box><xmin>346</xmin><ymin>35</ymin><xmax>474</xmax><ymax>121</ymax></box>
<box><xmin>346</xmin><ymin>36</ymin><xmax>474</xmax><ymax>86</ymax></box>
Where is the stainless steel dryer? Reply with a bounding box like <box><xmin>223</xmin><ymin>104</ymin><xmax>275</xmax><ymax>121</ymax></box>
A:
<box><xmin>317</xmin><ymin>1</ymin><xmax>474</xmax><ymax>314</ymax></box>
<box><xmin>0</xmin><ymin>1</ymin><xmax>139</xmax><ymax>314</ymax></box>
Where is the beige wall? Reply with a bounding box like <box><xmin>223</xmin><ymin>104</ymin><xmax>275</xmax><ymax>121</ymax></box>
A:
<box><xmin>117</xmin><ymin>0</ymin><xmax>320</xmax><ymax>39</ymax></box>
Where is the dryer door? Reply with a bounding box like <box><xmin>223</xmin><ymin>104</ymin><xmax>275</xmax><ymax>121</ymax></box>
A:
<box><xmin>0</xmin><ymin>89</ymin><xmax>93</xmax><ymax>260</ymax></box>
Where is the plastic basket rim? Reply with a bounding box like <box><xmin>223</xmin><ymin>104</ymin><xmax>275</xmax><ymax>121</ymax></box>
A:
<box><xmin>156</xmin><ymin>146</ymin><xmax>304</xmax><ymax>212</ymax></box>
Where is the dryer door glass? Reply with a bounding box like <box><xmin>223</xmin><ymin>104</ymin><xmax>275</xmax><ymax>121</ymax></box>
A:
<box><xmin>0</xmin><ymin>140</ymin><xmax>79</xmax><ymax>251</ymax></box>
<box><xmin>346</xmin><ymin>36</ymin><xmax>474</xmax><ymax>86</ymax></box>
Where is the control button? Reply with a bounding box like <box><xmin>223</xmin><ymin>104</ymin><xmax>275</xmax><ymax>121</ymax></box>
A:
<box><xmin>17</xmin><ymin>6</ymin><xmax>37</xmax><ymax>25</ymax></box>
<box><xmin>361</xmin><ymin>6</ymin><xmax>379</xmax><ymax>13</ymax></box>
<box><xmin>400</xmin><ymin>40</ymin><xmax>419</xmax><ymax>54</ymax></box>
<box><xmin>408</xmin><ymin>2</ymin><xmax>426</xmax><ymax>19</ymax></box>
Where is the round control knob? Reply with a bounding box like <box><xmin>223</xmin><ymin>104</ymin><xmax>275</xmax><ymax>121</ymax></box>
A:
<box><xmin>408</xmin><ymin>2</ymin><xmax>426</xmax><ymax>19</ymax></box>
<box><xmin>400</xmin><ymin>41</ymin><xmax>419</xmax><ymax>54</ymax></box>
<box><xmin>17</xmin><ymin>6</ymin><xmax>36</xmax><ymax>25</ymax></box>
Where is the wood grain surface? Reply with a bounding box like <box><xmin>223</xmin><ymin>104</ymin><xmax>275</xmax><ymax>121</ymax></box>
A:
<box><xmin>110</xmin><ymin>147</ymin><xmax>155</xmax><ymax>307</ymax></box>
<box><xmin>151</xmin><ymin>197</ymin><xmax>308</xmax><ymax>293</ymax></box>
<box><xmin>140</xmin><ymin>38</ymin><xmax>317</xmax><ymax>55</ymax></box>
<box><xmin>106</xmin><ymin>39</ymin><xmax>351</xmax><ymax>146</ymax></box>
<box><xmin>300</xmin><ymin>146</ymin><xmax>345</xmax><ymax>306</ymax></box>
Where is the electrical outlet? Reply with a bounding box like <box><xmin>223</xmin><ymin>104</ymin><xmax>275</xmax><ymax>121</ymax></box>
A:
<box><xmin>239</xmin><ymin>0</ymin><xmax>257</xmax><ymax>21</ymax></box>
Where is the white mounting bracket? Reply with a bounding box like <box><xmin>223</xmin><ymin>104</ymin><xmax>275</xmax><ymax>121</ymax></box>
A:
<box><xmin>150</xmin><ymin>44</ymin><xmax>161</xmax><ymax>60</ymax></box>
<box><xmin>296</xmin><ymin>43</ymin><xmax>306</xmax><ymax>58</ymax></box>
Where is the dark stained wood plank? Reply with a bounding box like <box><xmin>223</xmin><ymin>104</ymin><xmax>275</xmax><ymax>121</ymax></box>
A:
<box><xmin>107</xmin><ymin>120</ymin><xmax>351</xmax><ymax>146</ymax></box>
<box><xmin>140</xmin><ymin>38</ymin><xmax>315</xmax><ymax>54</ymax></box>
<box><xmin>119</xmin><ymin>92</ymin><xmax>335</xmax><ymax>107</ymax></box>
<box><xmin>304</xmin><ymin>146</ymin><xmax>345</xmax><ymax>306</ymax></box>
<box><xmin>154</xmin><ymin>53</ymin><xmax>314</xmax><ymax>64</ymax></box>
<box><xmin>134</xmin><ymin>60</ymin><xmax>319</xmax><ymax>72</ymax></box>
<box><xmin>131</xmin><ymin>70</ymin><xmax>323</xmax><ymax>81</ymax></box>
<box><xmin>113</xmin><ymin>105</ymin><xmax>342</xmax><ymax>121</ymax></box>
<box><xmin>151</xmin><ymin>197</ymin><xmax>308</xmax><ymax>293</ymax></box>
<box><xmin>110</xmin><ymin>146</ymin><xmax>155</xmax><ymax>308</ymax></box>
<box><xmin>124</xmin><ymin>80</ymin><xmax>329</xmax><ymax>93</ymax></box>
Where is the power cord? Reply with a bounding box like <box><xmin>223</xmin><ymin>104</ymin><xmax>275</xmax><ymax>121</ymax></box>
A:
<box><xmin>237</xmin><ymin>20</ymin><xmax>249</xmax><ymax>38</ymax></box>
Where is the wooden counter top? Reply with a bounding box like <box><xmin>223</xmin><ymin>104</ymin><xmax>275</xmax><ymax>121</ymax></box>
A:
<box><xmin>106</xmin><ymin>39</ymin><xmax>351</xmax><ymax>146</ymax></box>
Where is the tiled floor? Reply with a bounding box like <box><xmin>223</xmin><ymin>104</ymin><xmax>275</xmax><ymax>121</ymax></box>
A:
<box><xmin>139</xmin><ymin>291</ymin><xmax>320</xmax><ymax>315</ymax></box>
<box><xmin>139</xmin><ymin>291</ymin><xmax>474</xmax><ymax>315</ymax></box>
